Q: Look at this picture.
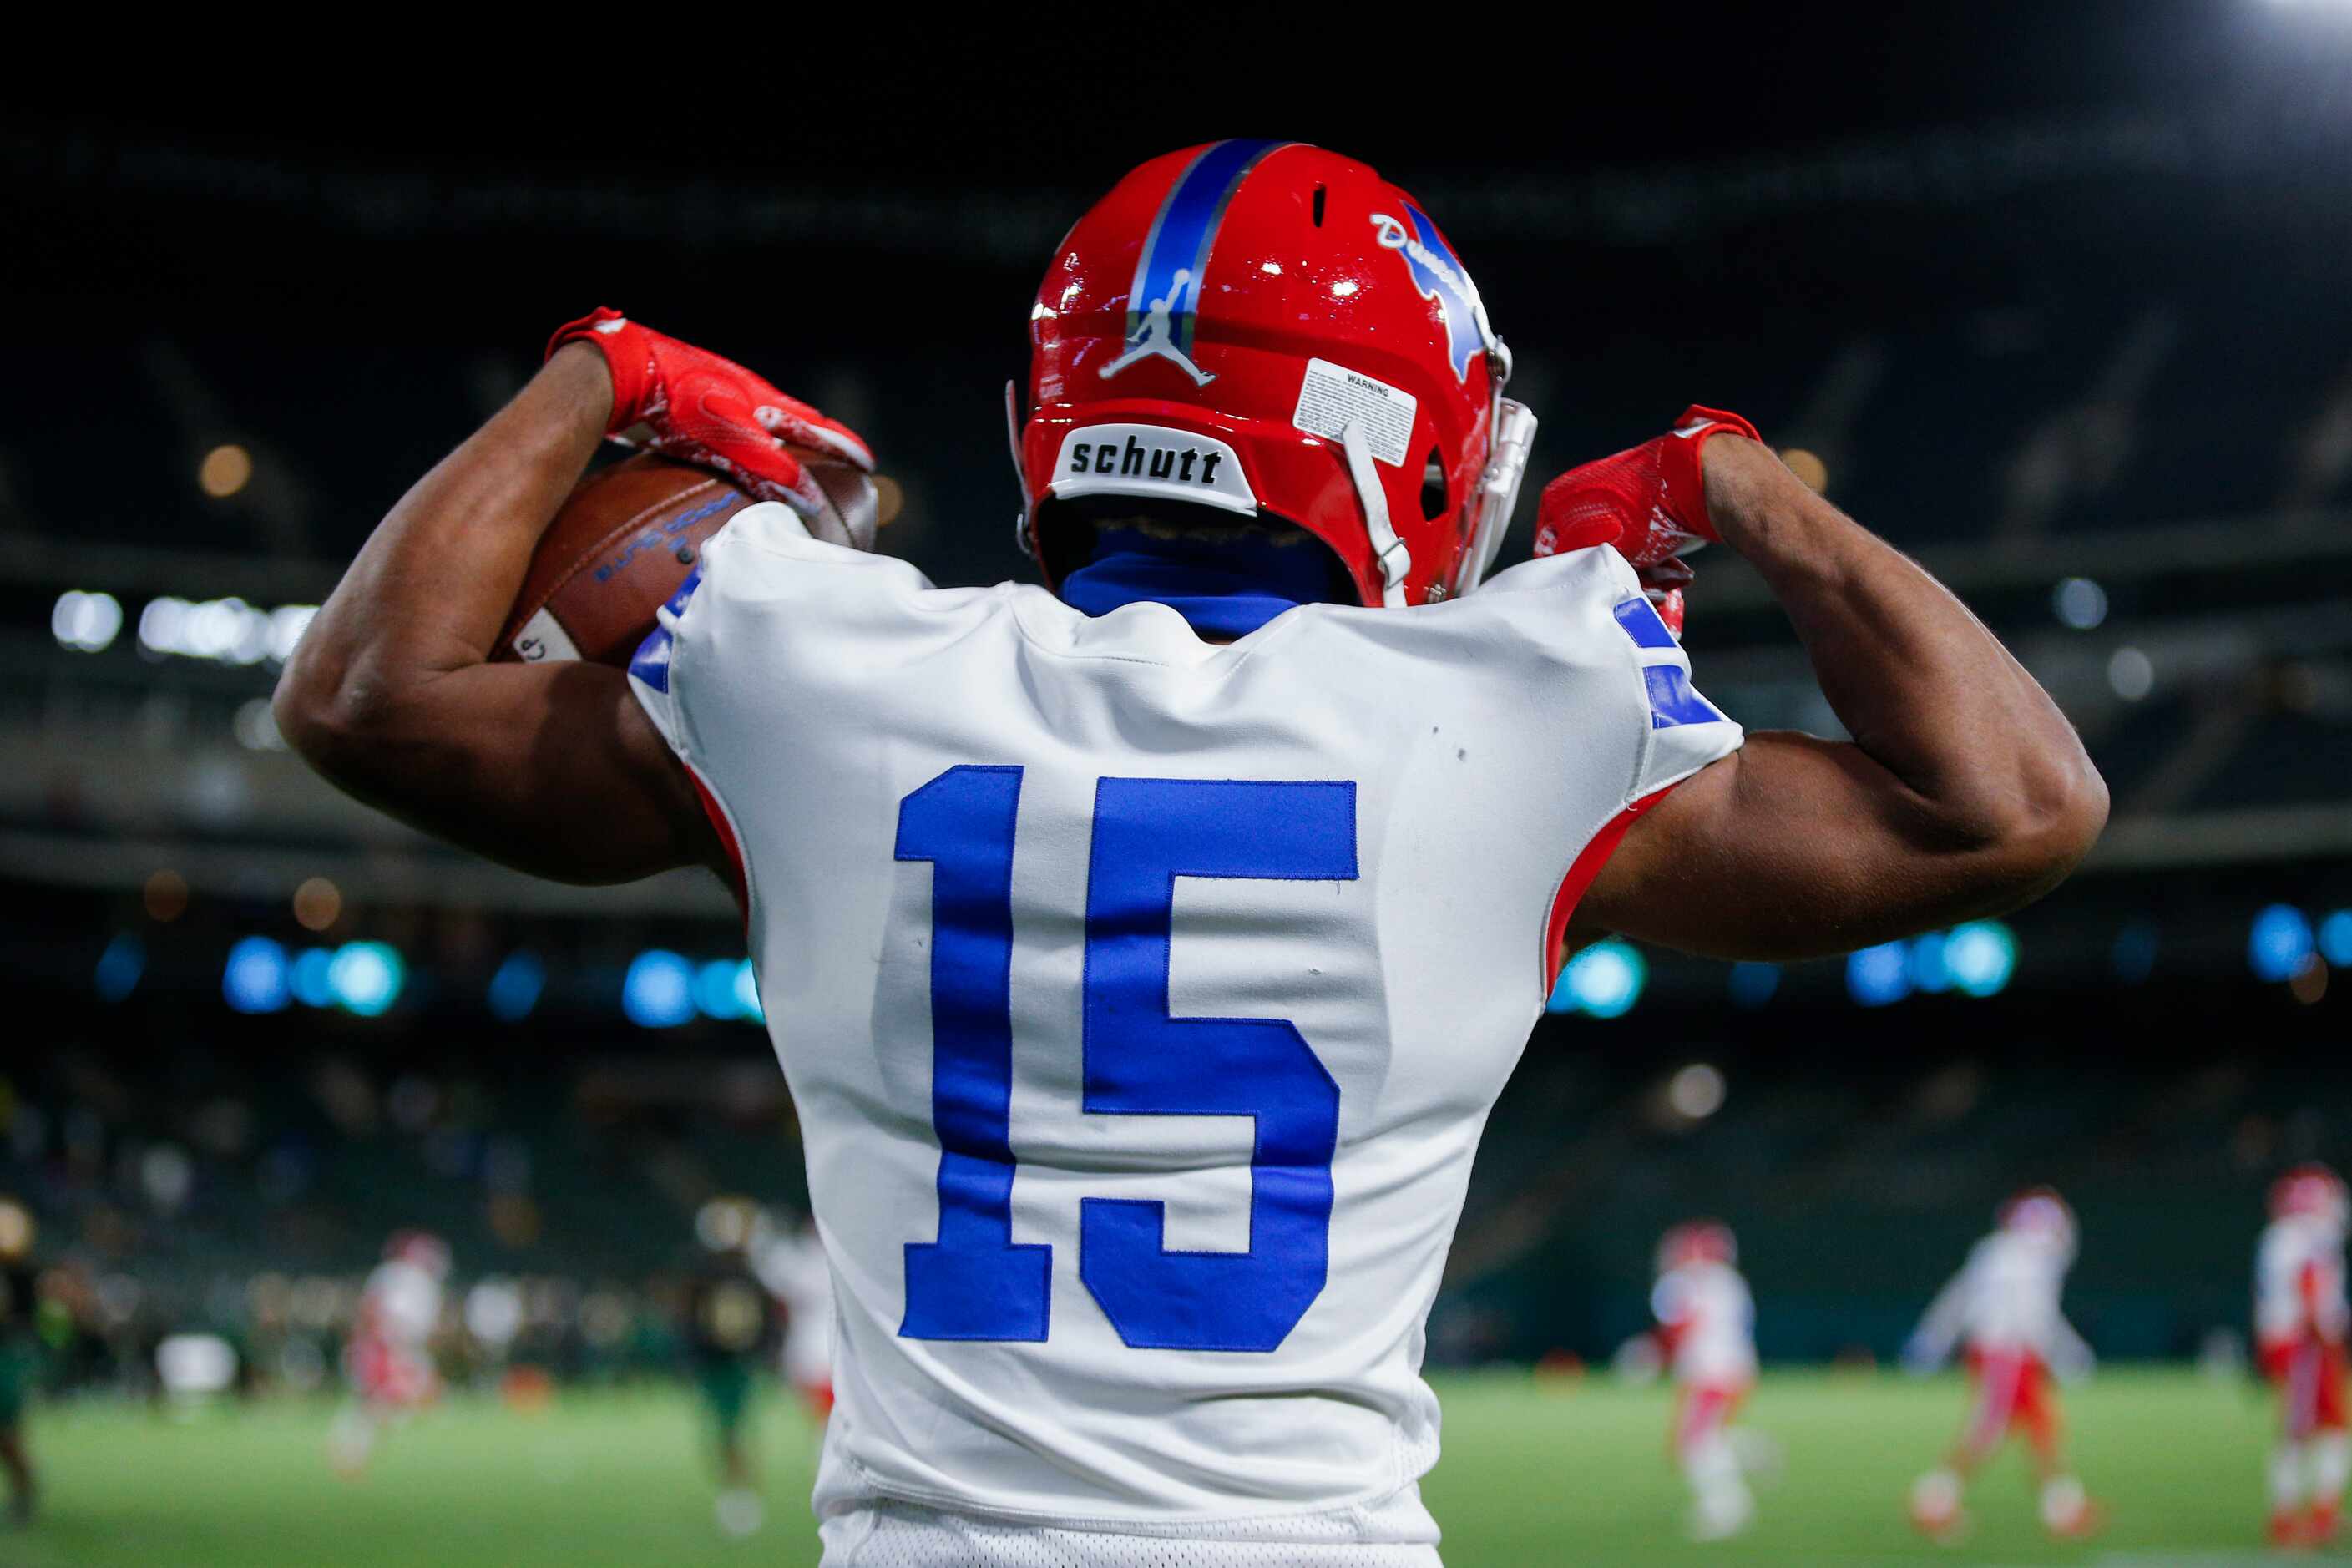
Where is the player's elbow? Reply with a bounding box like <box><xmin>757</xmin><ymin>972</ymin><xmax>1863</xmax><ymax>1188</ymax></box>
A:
<box><xmin>1941</xmin><ymin>750</ymin><xmax>2110</xmax><ymax>911</ymax></box>
<box><xmin>272</xmin><ymin>660</ymin><xmax>402</xmax><ymax>781</ymax></box>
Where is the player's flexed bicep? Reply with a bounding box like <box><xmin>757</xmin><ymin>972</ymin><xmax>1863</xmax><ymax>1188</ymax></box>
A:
<box><xmin>1555</xmin><ymin>410</ymin><xmax>2107</xmax><ymax>964</ymax></box>
<box><xmin>276</xmin><ymin>311</ymin><xmax>871</xmax><ymax>890</ymax></box>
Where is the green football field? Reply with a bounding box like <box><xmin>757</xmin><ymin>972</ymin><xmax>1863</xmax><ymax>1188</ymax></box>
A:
<box><xmin>4</xmin><ymin>1368</ymin><xmax>2332</xmax><ymax>1565</ymax></box>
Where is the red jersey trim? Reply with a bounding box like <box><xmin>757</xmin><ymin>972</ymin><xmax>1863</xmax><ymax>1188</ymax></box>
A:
<box><xmin>687</xmin><ymin>766</ymin><xmax>751</xmax><ymax>928</ymax></box>
<box><xmin>1543</xmin><ymin>783</ymin><xmax>1681</xmax><ymax>993</ymax></box>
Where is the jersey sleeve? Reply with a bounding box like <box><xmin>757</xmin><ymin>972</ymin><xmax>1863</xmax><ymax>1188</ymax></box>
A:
<box><xmin>1599</xmin><ymin>569</ymin><xmax>1745</xmax><ymax>806</ymax></box>
<box><xmin>624</xmin><ymin>501</ymin><xmax>813</xmax><ymax>764</ymax></box>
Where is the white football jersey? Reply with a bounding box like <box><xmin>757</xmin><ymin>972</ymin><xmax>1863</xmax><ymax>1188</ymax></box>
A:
<box><xmin>629</xmin><ymin>504</ymin><xmax>1742</xmax><ymax>1550</ymax></box>
<box><xmin>1913</xmin><ymin>1230</ymin><xmax>2089</xmax><ymax>1368</ymax></box>
<box><xmin>2258</xmin><ymin>1216</ymin><xmax>2349</xmax><ymax>1348</ymax></box>
<box><xmin>1651</xmin><ymin>1262</ymin><xmax>1757</xmax><ymax>1388</ymax></box>
<box><xmin>362</xmin><ymin>1259</ymin><xmax>441</xmax><ymax>1348</ymax></box>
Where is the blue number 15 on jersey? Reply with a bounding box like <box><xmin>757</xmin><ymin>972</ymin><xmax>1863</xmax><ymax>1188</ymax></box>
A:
<box><xmin>893</xmin><ymin>766</ymin><xmax>1358</xmax><ymax>1353</ymax></box>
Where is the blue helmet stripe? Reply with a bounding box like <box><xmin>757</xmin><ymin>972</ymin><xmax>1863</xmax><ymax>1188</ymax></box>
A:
<box><xmin>1124</xmin><ymin>139</ymin><xmax>1291</xmax><ymax>357</ymax></box>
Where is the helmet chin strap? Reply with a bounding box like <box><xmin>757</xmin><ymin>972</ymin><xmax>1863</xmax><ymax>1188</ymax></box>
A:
<box><xmin>1343</xmin><ymin>421</ymin><xmax>1411</xmax><ymax>608</ymax></box>
<box><xmin>1005</xmin><ymin>379</ymin><xmax>1035</xmax><ymax>559</ymax></box>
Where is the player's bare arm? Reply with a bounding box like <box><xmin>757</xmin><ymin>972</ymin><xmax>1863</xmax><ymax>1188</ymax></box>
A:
<box><xmin>272</xmin><ymin>344</ymin><xmax>721</xmax><ymax>884</ymax></box>
<box><xmin>1577</xmin><ymin>431</ymin><xmax>2109</xmax><ymax>960</ymax></box>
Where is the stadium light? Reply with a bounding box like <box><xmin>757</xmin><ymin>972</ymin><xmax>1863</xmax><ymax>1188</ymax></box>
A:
<box><xmin>1667</xmin><ymin>1063</ymin><xmax>1727</xmax><ymax>1120</ymax></box>
<box><xmin>51</xmin><ymin>589</ymin><xmax>124</xmax><ymax>653</ymax></box>
<box><xmin>94</xmin><ymin>933</ymin><xmax>144</xmax><ymax>1003</ymax></box>
<box><xmin>488</xmin><ymin>952</ymin><xmax>544</xmax><ymax>1022</ymax></box>
<box><xmin>1943</xmin><ymin>920</ymin><xmax>2017</xmax><ymax>998</ymax></box>
<box><xmin>1552</xmin><ymin>939</ymin><xmax>1646</xmax><ymax>1018</ymax></box>
<box><xmin>2319</xmin><ymin>911</ymin><xmax>2352</xmax><ymax>969</ymax></box>
<box><xmin>695</xmin><ymin>959</ymin><xmax>746</xmax><ymax>1021</ymax></box>
<box><xmin>733</xmin><ymin>960</ymin><xmax>763</xmax><ymax>1024</ymax></box>
<box><xmin>2107</xmin><ymin>646</ymin><xmax>2155</xmax><ymax>701</ymax></box>
<box><xmin>1909</xmin><ymin>931</ymin><xmax>1952</xmax><ymax>994</ymax></box>
<box><xmin>197</xmin><ymin>443</ymin><xmax>253</xmax><ymax>498</ymax></box>
<box><xmin>2249</xmin><ymin>904</ymin><xmax>2316</xmax><ymax>983</ymax></box>
<box><xmin>1728</xmin><ymin>961</ymin><xmax>1778</xmax><ymax>1009</ymax></box>
<box><xmin>289</xmin><ymin>947</ymin><xmax>335</xmax><ymax>1009</ymax></box>
<box><xmin>327</xmin><ymin>941</ymin><xmax>405</xmax><ymax>1017</ymax></box>
<box><xmin>1846</xmin><ymin>941</ymin><xmax>1912</xmax><ymax>1006</ymax></box>
<box><xmin>2051</xmin><ymin>577</ymin><xmax>2107</xmax><ymax>630</ymax></box>
<box><xmin>137</xmin><ymin>596</ymin><xmax>317</xmax><ymax>666</ymax></box>
<box><xmin>223</xmin><ymin>937</ymin><xmax>291</xmax><ymax>1014</ymax></box>
<box><xmin>623</xmin><ymin>949</ymin><xmax>696</xmax><ymax>1028</ymax></box>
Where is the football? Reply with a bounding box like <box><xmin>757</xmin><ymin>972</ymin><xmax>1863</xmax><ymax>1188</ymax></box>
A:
<box><xmin>494</xmin><ymin>452</ymin><xmax>898</xmax><ymax>667</ymax></box>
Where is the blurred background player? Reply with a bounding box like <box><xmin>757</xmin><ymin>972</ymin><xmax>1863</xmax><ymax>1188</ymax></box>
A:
<box><xmin>1650</xmin><ymin>1221</ymin><xmax>1758</xmax><ymax>1541</ymax></box>
<box><xmin>328</xmin><ymin>1229</ymin><xmax>448</xmax><ymax>1477</ymax></box>
<box><xmin>2257</xmin><ymin>1163</ymin><xmax>2351</xmax><ymax>1547</ymax></box>
<box><xmin>751</xmin><ymin>1210</ymin><xmax>833</xmax><ymax>1428</ymax></box>
<box><xmin>688</xmin><ymin>1201</ymin><xmax>779</xmax><ymax>1538</ymax></box>
<box><xmin>0</xmin><ymin>1202</ymin><xmax>39</xmax><ymax>1529</ymax></box>
<box><xmin>1904</xmin><ymin>1187</ymin><xmax>2098</xmax><ymax>1542</ymax></box>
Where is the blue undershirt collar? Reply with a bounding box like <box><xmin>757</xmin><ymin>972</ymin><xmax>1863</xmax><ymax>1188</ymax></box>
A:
<box><xmin>1058</xmin><ymin>528</ymin><xmax>1337</xmax><ymax>639</ymax></box>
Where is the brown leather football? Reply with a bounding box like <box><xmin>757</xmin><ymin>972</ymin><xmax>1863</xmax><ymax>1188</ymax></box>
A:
<box><xmin>494</xmin><ymin>452</ymin><xmax>898</xmax><ymax>667</ymax></box>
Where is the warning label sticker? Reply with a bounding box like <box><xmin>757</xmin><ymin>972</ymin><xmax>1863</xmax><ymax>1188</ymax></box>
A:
<box><xmin>1292</xmin><ymin>357</ymin><xmax>1418</xmax><ymax>468</ymax></box>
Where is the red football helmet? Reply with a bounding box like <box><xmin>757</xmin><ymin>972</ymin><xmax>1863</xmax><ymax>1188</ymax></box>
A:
<box><xmin>1656</xmin><ymin>1220</ymin><xmax>1737</xmax><ymax>1274</ymax></box>
<box><xmin>1998</xmin><ymin>1186</ymin><xmax>2076</xmax><ymax>1250</ymax></box>
<box><xmin>384</xmin><ymin>1229</ymin><xmax>451</xmax><ymax>1278</ymax></box>
<box><xmin>1013</xmin><ymin>141</ymin><xmax>1535</xmax><ymax>609</ymax></box>
<box><xmin>2271</xmin><ymin>1164</ymin><xmax>2349</xmax><ymax>1227</ymax></box>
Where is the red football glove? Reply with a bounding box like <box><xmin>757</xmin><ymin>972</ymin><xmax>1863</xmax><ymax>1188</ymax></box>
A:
<box><xmin>547</xmin><ymin>307</ymin><xmax>873</xmax><ymax>519</ymax></box>
<box><xmin>1530</xmin><ymin>406</ymin><xmax>1761</xmax><ymax>639</ymax></box>
<box><xmin>1533</xmin><ymin>405</ymin><xmax>1760</xmax><ymax>566</ymax></box>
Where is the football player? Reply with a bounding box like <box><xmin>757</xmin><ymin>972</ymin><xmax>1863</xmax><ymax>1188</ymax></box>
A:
<box><xmin>1651</xmin><ymin>1222</ymin><xmax>1758</xmax><ymax>1540</ymax></box>
<box><xmin>2257</xmin><ymin>1163</ymin><xmax>2351</xmax><ymax>1546</ymax></box>
<box><xmin>0</xmin><ymin>1232</ymin><xmax>39</xmax><ymax>1527</ymax></box>
<box><xmin>276</xmin><ymin>142</ymin><xmax>2106</xmax><ymax>1563</ymax></box>
<box><xmin>328</xmin><ymin>1230</ymin><xmax>448</xmax><ymax>1477</ymax></box>
<box><xmin>687</xmin><ymin>1231</ymin><xmax>780</xmax><ymax>1537</ymax></box>
<box><xmin>1904</xmin><ymin>1189</ymin><xmax>2099</xmax><ymax>1542</ymax></box>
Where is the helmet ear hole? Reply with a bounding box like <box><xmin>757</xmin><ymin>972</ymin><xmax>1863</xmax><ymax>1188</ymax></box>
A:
<box><xmin>1311</xmin><ymin>185</ymin><xmax>1327</xmax><ymax>227</ymax></box>
<box><xmin>1420</xmin><ymin>448</ymin><xmax>1448</xmax><ymax>523</ymax></box>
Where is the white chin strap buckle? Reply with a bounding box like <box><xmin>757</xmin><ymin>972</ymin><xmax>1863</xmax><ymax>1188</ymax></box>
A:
<box><xmin>1342</xmin><ymin>421</ymin><xmax>1411</xmax><ymax>608</ymax></box>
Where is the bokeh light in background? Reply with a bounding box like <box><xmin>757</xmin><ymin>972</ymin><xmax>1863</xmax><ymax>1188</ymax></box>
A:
<box><xmin>326</xmin><ymin>942</ymin><xmax>404</xmax><ymax>1017</ymax></box>
<box><xmin>623</xmin><ymin>949</ymin><xmax>696</xmax><ymax>1028</ymax></box>
<box><xmin>2052</xmin><ymin>577</ymin><xmax>2109</xmax><ymax>630</ymax></box>
<box><xmin>221</xmin><ymin>938</ymin><xmax>291</xmax><ymax>1015</ymax></box>
<box><xmin>289</xmin><ymin>947</ymin><xmax>335</xmax><ymax>1009</ymax></box>
<box><xmin>2319</xmin><ymin>910</ymin><xmax>2352</xmax><ymax>968</ymax></box>
<box><xmin>93</xmin><ymin>933</ymin><xmax>144</xmax><ymax>1004</ymax></box>
<box><xmin>291</xmin><ymin>877</ymin><xmax>341</xmax><ymax>933</ymax></box>
<box><xmin>2107</xmin><ymin>646</ymin><xmax>2156</xmax><ymax>701</ymax></box>
<box><xmin>1549</xmin><ymin>939</ymin><xmax>1647</xmax><ymax>1018</ymax></box>
<box><xmin>197</xmin><ymin>443</ymin><xmax>252</xmax><ymax>498</ymax></box>
<box><xmin>2249</xmin><ymin>904</ymin><xmax>2316</xmax><ymax>983</ymax></box>
<box><xmin>50</xmin><ymin>590</ymin><xmax>123</xmax><ymax>653</ymax></box>
<box><xmin>142</xmin><ymin>870</ymin><xmax>189</xmax><ymax>923</ymax></box>
<box><xmin>1846</xmin><ymin>941</ymin><xmax>1911</xmax><ymax>1007</ymax></box>
<box><xmin>1667</xmin><ymin>1064</ymin><xmax>1727</xmax><ymax>1120</ymax></box>
<box><xmin>1943</xmin><ymin>922</ymin><xmax>2019</xmax><ymax>998</ymax></box>
<box><xmin>487</xmin><ymin>952</ymin><xmax>544</xmax><ymax>1022</ymax></box>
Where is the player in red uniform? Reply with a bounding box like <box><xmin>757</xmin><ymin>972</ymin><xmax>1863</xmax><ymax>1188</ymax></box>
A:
<box><xmin>329</xmin><ymin>1231</ymin><xmax>448</xmax><ymax>1477</ymax></box>
<box><xmin>1904</xmin><ymin>1190</ymin><xmax>2099</xmax><ymax>1542</ymax></box>
<box><xmin>1651</xmin><ymin>1222</ymin><xmax>1760</xmax><ymax>1540</ymax></box>
<box><xmin>2258</xmin><ymin>1164</ymin><xmax>2352</xmax><ymax>1547</ymax></box>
